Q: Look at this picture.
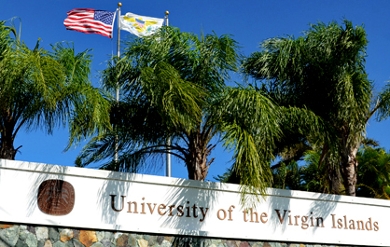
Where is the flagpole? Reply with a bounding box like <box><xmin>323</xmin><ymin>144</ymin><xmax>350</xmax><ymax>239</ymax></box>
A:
<box><xmin>114</xmin><ymin>2</ymin><xmax>121</xmax><ymax>167</ymax></box>
<box><xmin>116</xmin><ymin>2</ymin><xmax>121</xmax><ymax>100</ymax></box>
<box><xmin>164</xmin><ymin>10</ymin><xmax>169</xmax><ymax>26</ymax></box>
<box><xmin>164</xmin><ymin>10</ymin><xmax>171</xmax><ymax>178</ymax></box>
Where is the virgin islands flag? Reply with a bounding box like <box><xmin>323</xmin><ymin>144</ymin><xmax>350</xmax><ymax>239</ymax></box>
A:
<box><xmin>119</xmin><ymin>12</ymin><xmax>164</xmax><ymax>37</ymax></box>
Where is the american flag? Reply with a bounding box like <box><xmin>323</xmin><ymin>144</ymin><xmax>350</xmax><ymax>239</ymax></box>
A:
<box><xmin>64</xmin><ymin>8</ymin><xmax>115</xmax><ymax>38</ymax></box>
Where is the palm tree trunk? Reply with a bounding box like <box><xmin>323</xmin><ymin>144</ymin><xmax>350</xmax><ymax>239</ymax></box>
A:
<box><xmin>342</xmin><ymin>146</ymin><xmax>359</xmax><ymax>196</ymax></box>
<box><xmin>0</xmin><ymin>132</ymin><xmax>16</xmax><ymax>160</ymax></box>
<box><xmin>0</xmin><ymin>114</ymin><xmax>17</xmax><ymax>160</ymax></box>
<box><xmin>185</xmin><ymin>132</ymin><xmax>210</xmax><ymax>181</ymax></box>
<box><xmin>328</xmin><ymin>163</ymin><xmax>343</xmax><ymax>194</ymax></box>
<box><xmin>186</xmin><ymin>153</ymin><xmax>208</xmax><ymax>180</ymax></box>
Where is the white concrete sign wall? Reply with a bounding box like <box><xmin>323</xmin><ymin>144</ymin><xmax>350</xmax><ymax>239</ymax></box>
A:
<box><xmin>0</xmin><ymin>159</ymin><xmax>389</xmax><ymax>246</ymax></box>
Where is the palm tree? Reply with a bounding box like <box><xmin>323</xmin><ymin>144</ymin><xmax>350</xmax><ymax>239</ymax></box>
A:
<box><xmin>76</xmin><ymin>27</ymin><xmax>239</xmax><ymax>179</ymax></box>
<box><xmin>357</xmin><ymin>144</ymin><xmax>390</xmax><ymax>199</ymax></box>
<box><xmin>272</xmin><ymin>161</ymin><xmax>301</xmax><ymax>190</ymax></box>
<box><xmin>300</xmin><ymin>150</ymin><xmax>332</xmax><ymax>193</ymax></box>
<box><xmin>242</xmin><ymin>20</ymin><xmax>390</xmax><ymax>196</ymax></box>
<box><xmin>0</xmin><ymin>21</ymin><xmax>111</xmax><ymax>160</ymax></box>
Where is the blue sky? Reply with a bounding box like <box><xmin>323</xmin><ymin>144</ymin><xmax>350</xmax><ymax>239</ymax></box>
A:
<box><xmin>2</xmin><ymin>0</ymin><xmax>390</xmax><ymax>181</ymax></box>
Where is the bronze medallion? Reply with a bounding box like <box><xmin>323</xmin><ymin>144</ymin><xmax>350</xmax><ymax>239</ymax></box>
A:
<box><xmin>37</xmin><ymin>179</ymin><xmax>75</xmax><ymax>216</ymax></box>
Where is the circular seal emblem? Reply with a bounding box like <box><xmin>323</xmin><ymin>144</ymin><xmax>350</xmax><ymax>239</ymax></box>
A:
<box><xmin>37</xmin><ymin>179</ymin><xmax>75</xmax><ymax>216</ymax></box>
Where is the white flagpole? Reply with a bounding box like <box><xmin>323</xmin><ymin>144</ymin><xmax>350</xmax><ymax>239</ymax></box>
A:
<box><xmin>114</xmin><ymin>2</ymin><xmax>121</xmax><ymax>167</ymax></box>
<box><xmin>165</xmin><ymin>10</ymin><xmax>171</xmax><ymax>178</ymax></box>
